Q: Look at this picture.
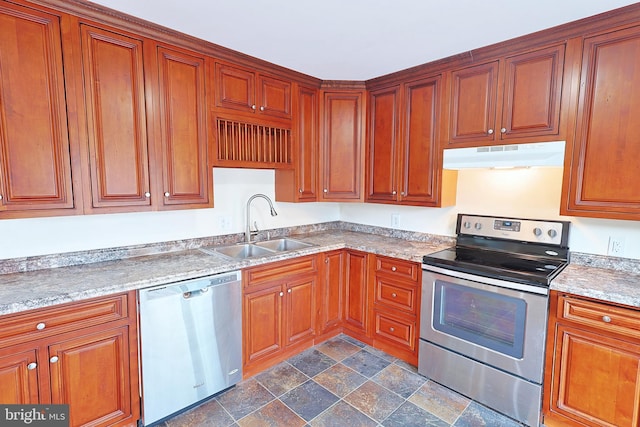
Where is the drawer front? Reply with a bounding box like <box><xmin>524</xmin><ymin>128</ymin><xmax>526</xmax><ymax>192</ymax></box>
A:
<box><xmin>376</xmin><ymin>256</ymin><xmax>419</xmax><ymax>282</ymax></box>
<box><xmin>559</xmin><ymin>295</ymin><xmax>640</xmax><ymax>340</ymax></box>
<box><xmin>245</xmin><ymin>255</ymin><xmax>318</xmax><ymax>288</ymax></box>
<box><xmin>374</xmin><ymin>311</ymin><xmax>416</xmax><ymax>350</ymax></box>
<box><xmin>374</xmin><ymin>279</ymin><xmax>416</xmax><ymax>314</ymax></box>
<box><xmin>0</xmin><ymin>293</ymin><xmax>129</xmax><ymax>347</ymax></box>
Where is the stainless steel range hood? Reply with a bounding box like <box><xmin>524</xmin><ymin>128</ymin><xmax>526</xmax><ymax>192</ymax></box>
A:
<box><xmin>443</xmin><ymin>141</ymin><xmax>565</xmax><ymax>169</ymax></box>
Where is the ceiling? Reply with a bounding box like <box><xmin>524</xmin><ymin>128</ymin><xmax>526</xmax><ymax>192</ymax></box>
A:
<box><xmin>90</xmin><ymin>0</ymin><xmax>638</xmax><ymax>80</ymax></box>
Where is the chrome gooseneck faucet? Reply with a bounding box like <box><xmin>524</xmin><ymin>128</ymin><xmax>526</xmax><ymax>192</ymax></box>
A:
<box><xmin>245</xmin><ymin>194</ymin><xmax>278</xmax><ymax>243</ymax></box>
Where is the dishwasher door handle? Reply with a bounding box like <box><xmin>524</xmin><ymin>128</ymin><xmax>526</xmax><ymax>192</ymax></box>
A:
<box><xmin>182</xmin><ymin>288</ymin><xmax>210</xmax><ymax>299</ymax></box>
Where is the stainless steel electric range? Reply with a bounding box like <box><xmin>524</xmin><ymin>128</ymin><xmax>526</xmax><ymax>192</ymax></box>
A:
<box><xmin>419</xmin><ymin>213</ymin><xmax>570</xmax><ymax>426</ymax></box>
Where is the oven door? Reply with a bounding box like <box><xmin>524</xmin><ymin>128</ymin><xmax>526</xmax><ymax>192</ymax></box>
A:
<box><xmin>420</xmin><ymin>267</ymin><xmax>548</xmax><ymax>383</ymax></box>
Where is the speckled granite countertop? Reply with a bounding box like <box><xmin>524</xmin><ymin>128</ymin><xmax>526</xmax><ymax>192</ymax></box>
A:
<box><xmin>1</xmin><ymin>226</ymin><xmax>639</xmax><ymax>316</ymax></box>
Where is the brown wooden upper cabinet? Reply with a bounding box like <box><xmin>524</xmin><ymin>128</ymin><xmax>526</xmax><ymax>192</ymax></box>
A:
<box><xmin>366</xmin><ymin>75</ymin><xmax>456</xmax><ymax>206</ymax></box>
<box><xmin>561</xmin><ymin>26</ymin><xmax>640</xmax><ymax>221</ymax></box>
<box><xmin>320</xmin><ymin>89</ymin><xmax>366</xmax><ymax>201</ymax></box>
<box><xmin>214</xmin><ymin>61</ymin><xmax>292</xmax><ymax>120</ymax></box>
<box><xmin>0</xmin><ymin>2</ymin><xmax>77</xmax><ymax>216</ymax></box>
<box><xmin>448</xmin><ymin>43</ymin><xmax>565</xmax><ymax>146</ymax></box>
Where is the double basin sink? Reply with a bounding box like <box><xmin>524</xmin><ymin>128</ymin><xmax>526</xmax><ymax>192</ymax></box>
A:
<box><xmin>200</xmin><ymin>238</ymin><xmax>315</xmax><ymax>260</ymax></box>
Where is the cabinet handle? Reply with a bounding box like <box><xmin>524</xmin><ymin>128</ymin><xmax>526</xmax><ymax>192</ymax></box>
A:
<box><xmin>50</xmin><ymin>356</ymin><xmax>59</xmax><ymax>363</ymax></box>
<box><xmin>36</xmin><ymin>322</ymin><xmax>46</xmax><ymax>331</ymax></box>
<box><xmin>500</xmin><ymin>127</ymin><xmax>507</xmax><ymax>134</ymax></box>
<box><xmin>391</xmin><ymin>266</ymin><xmax>397</xmax><ymax>272</ymax></box>
<box><xmin>602</xmin><ymin>315</ymin><xmax>612</xmax><ymax>323</ymax></box>
<box><xmin>487</xmin><ymin>129</ymin><xmax>494</xmax><ymax>135</ymax></box>
<box><xmin>260</xmin><ymin>106</ymin><xmax>265</xmax><ymax>111</ymax></box>
<box><xmin>251</xmin><ymin>104</ymin><xmax>256</xmax><ymax>110</ymax></box>
<box><xmin>164</xmin><ymin>192</ymin><xmax>170</xmax><ymax>197</ymax></box>
<box><xmin>391</xmin><ymin>293</ymin><xmax>397</xmax><ymax>298</ymax></box>
<box><xmin>389</xmin><ymin>327</ymin><xmax>395</xmax><ymax>332</ymax></box>
<box><xmin>279</xmin><ymin>291</ymin><xmax>284</xmax><ymax>297</ymax></box>
<box><xmin>144</xmin><ymin>192</ymin><xmax>151</xmax><ymax>198</ymax></box>
<box><xmin>27</xmin><ymin>362</ymin><xmax>37</xmax><ymax>370</ymax></box>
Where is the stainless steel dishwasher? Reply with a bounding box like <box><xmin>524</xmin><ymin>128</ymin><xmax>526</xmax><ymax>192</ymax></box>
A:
<box><xmin>138</xmin><ymin>270</ymin><xmax>242</xmax><ymax>426</ymax></box>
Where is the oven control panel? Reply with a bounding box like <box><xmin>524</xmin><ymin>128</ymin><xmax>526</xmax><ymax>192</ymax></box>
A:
<box><xmin>458</xmin><ymin>214</ymin><xmax>569</xmax><ymax>246</ymax></box>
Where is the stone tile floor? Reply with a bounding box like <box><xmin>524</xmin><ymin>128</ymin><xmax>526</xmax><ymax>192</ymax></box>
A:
<box><xmin>159</xmin><ymin>334</ymin><xmax>523</xmax><ymax>426</ymax></box>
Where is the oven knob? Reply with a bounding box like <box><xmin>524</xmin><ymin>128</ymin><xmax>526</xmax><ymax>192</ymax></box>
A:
<box><xmin>474</xmin><ymin>222</ymin><xmax>482</xmax><ymax>230</ymax></box>
<box><xmin>463</xmin><ymin>221</ymin><xmax>471</xmax><ymax>229</ymax></box>
<box><xmin>533</xmin><ymin>227</ymin><xmax>542</xmax><ymax>237</ymax></box>
<box><xmin>548</xmin><ymin>229</ymin><xmax>558</xmax><ymax>238</ymax></box>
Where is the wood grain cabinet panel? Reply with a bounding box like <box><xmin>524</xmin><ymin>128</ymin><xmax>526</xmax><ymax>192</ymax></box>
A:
<box><xmin>367</xmin><ymin>86</ymin><xmax>399</xmax><ymax>202</ymax></box>
<box><xmin>0</xmin><ymin>349</ymin><xmax>39</xmax><ymax>404</ymax></box>
<box><xmin>562</xmin><ymin>25</ymin><xmax>640</xmax><ymax>220</ymax></box>
<box><xmin>317</xmin><ymin>250</ymin><xmax>345</xmax><ymax>336</ymax></box>
<box><xmin>343</xmin><ymin>250</ymin><xmax>370</xmax><ymax>339</ymax></box>
<box><xmin>155</xmin><ymin>46</ymin><xmax>210</xmax><ymax>208</ymax></box>
<box><xmin>80</xmin><ymin>24</ymin><xmax>151</xmax><ymax>209</ymax></box>
<box><xmin>0</xmin><ymin>3</ymin><xmax>75</xmax><ymax>213</ymax></box>
<box><xmin>285</xmin><ymin>276</ymin><xmax>316</xmax><ymax>345</ymax></box>
<box><xmin>243</xmin><ymin>286</ymin><xmax>284</xmax><ymax>364</ymax></box>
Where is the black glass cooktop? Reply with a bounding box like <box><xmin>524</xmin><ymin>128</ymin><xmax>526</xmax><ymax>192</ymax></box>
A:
<box><xmin>422</xmin><ymin>246</ymin><xmax>568</xmax><ymax>287</ymax></box>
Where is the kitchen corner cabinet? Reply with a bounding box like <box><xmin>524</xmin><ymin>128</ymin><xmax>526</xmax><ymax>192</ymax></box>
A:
<box><xmin>561</xmin><ymin>26</ymin><xmax>640</xmax><ymax>220</ymax></box>
<box><xmin>320</xmin><ymin>89</ymin><xmax>366</xmax><ymax>201</ymax></box>
<box><xmin>366</xmin><ymin>76</ymin><xmax>457</xmax><ymax>207</ymax></box>
<box><xmin>275</xmin><ymin>85</ymin><xmax>319</xmax><ymax>202</ymax></box>
<box><xmin>0</xmin><ymin>292</ymin><xmax>140</xmax><ymax>427</ymax></box>
<box><xmin>342</xmin><ymin>250</ymin><xmax>372</xmax><ymax>343</ymax></box>
<box><xmin>543</xmin><ymin>292</ymin><xmax>640</xmax><ymax>427</ymax></box>
<box><xmin>0</xmin><ymin>2</ymin><xmax>77</xmax><ymax>216</ymax></box>
<box><xmin>214</xmin><ymin>61</ymin><xmax>292</xmax><ymax>120</ymax></box>
<box><xmin>242</xmin><ymin>255</ymin><xmax>318</xmax><ymax>377</ymax></box>
<box><xmin>317</xmin><ymin>250</ymin><xmax>345</xmax><ymax>338</ymax></box>
<box><xmin>448</xmin><ymin>43</ymin><xmax>565</xmax><ymax>146</ymax></box>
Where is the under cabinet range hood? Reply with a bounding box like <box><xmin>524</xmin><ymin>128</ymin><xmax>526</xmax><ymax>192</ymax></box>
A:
<box><xmin>443</xmin><ymin>141</ymin><xmax>565</xmax><ymax>169</ymax></box>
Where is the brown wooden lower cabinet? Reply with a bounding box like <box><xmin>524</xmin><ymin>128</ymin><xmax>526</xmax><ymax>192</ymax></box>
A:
<box><xmin>543</xmin><ymin>291</ymin><xmax>640</xmax><ymax>427</ymax></box>
<box><xmin>0</xmin><ymin>292</ymin><xmax>140</xmax><ymax>427</ymax></box>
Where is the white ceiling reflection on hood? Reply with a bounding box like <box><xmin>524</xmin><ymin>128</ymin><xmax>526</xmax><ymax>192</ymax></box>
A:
<box><xmin>442</xmin><ymin>141</ymin><xmax>565</xmax><ymax>169</ymax></box>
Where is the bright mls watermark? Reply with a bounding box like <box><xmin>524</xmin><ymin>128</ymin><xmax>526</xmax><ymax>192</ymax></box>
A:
<box><xmin>0</xmin><ymin>405</ymin><xmax>69</xmax><ymax>426</ymax></box>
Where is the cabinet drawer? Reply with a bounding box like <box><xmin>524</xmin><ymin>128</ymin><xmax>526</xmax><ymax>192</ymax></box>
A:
<box><xmin>375</xmin><ymin>256</ymin><xmax>419</xmax><ymax>282</ymax></box>
<box><xmin>0</xmin><ymin>293</ymin><xmax>129</xmax><ymax>347</ymax></box>
<box><xmin>374</xmin><ymin>279</ymin><xmax>417</xmax><ymax>314</ymax></box>
<box><xmin>559</xmin><ymin>295</ymin><xmax>640</xmax><ymax>340</ymax></box>
<box><xmin>374</xmin><ymin>311</ymin><xmax>416</xmax><ymax>350</ymax></box>
<box><xmin>245</xmin><ymin>255</ymin><xmax>318</xmax><ymax>288</ymax></box>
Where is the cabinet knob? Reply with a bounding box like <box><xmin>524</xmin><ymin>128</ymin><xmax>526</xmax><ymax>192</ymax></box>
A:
<box><xmin>298</xmin><ymin>189</ymin><xmax>303</xmax><ymax>193</ymax></box>
<box><xmin>36</xmin><ymin>322</ymin><xmax>46</xmax><ymax>330</ymax></box>
<box><xmin>325</xmin><ymin>258</ymin><xmax>329</xmax><ymax>264</ymax></box>
<box><xmin>288</xmin><ymin>288</ymin><xmax>292</xmax><ymax>293</ymax></box>
<box><xmin>50</xmin><ymin>356</ymin><xmax>59</xmax><ymax>363</ymax></box>
<box><xmin>260</xmin><ymin>106</ymin><xmax>265</xmax><ymax>111</ymax></box>
<box><xmin>144</xmin><ymin>192</ymin><xmax>151</xmax><ymax>198</ymax></box>
<box><xmin>391</xmin><ymin>266</ymin><xmax>397</xmax><ymax>272</ymax></box>
<box><xmin>279</xmin><ymin>291</ymin><xmax>284</xmax><ymax>297</ymax></box>
<box><xmin>323</xmin><ymin>189</ymin><xmax>328</xmax><ymax>193</ymax></box>
<box><xmin>500</xmin><ymin>127</ymin><xmax>507</xmax><ymax>134</ymax></box>
<box><xmin>391</xmin><ymin>293</ymin><xmax>397</xmax><ymax>298</ymax></box>
<box><xmin>27</xmin><ymin>362</ymin><xmax>37</xmax><ymax>370</ymax></box>
<box><xmin>0</xmin><ymin>194</ymin><xmax>3</xmax><ymax>200</ymax></box>
<box><xmin>164</xmin><ymin>192</ymin><xmax>170</xmax><ymax>197</ymax></box>
<box><xmin>389</xmin><ymin>327</ymin><xmax>395</xmax><ymax>332</ymax></box>
<box><xmin>602</xmin><ymin>315</ymin><xmax>612</xmax><ymax>323</ymax></box>
<box><xmin>392</xmin><ymin>190</ymin><xmax>397</xmax><ymax>195</ymax></box>
<box><xmin>400</xmin><ymin>192</ymin><xmax>406</xmax><ymax>196</ymax></box>
<box><xmin>487</xmin><ymin>129</ymin><xmax>494</xmax><ymax>135</ymax></box>
<box><xmin>251</xmin><ymin>104</ymin><xmax>256</xmax><ymax>110</ymax></box>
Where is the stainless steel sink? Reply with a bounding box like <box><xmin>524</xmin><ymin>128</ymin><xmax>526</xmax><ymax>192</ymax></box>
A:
<box><xmin>254</xmin><ymin>238</ymin><xmax>314</xmax><ymax>252</ymax></box>
<box><xmin>200</xmin><ymin>243</ymin><xmax>276</xmax><ymax>260</ymax></box>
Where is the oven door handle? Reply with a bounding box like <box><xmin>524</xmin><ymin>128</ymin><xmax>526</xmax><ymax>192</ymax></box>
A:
<box><xmin>421</xmin><ymin>265</ymin><xmax>549</xmax><ymax>296</ymax></box>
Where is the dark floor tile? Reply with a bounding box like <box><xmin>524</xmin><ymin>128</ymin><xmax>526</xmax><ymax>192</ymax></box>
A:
<box><xmin>237</xmin><ymin>399</ymin><xmax>306</xmax><ymax>427</ymax></box>
<box><xmin>393</xmin><ymin>358</ymin><xmax>419</xmax><ymax>374</ymax></box>
<box><xmin>255</xmin><ymin>362</ymin><xmax>310</xmax><ymax>397</ymax></box>
<box><xmin>382</xmin><ymin>401</ymin><xmax>449</xmax><ymax>427</ymax></box>
<box><xmin>453</xmin><ymin>402</ymin><xmax>523</xmax><ymax>427</ymax></box>
<box><xmin>280</xmin><ymin>380</ymin><xmax>339</xmax><ymax>422</ymax></box>
<box><xmin>288</xmin><ymin>348</ymin><xmax>337</xmax><ymax>377</ymax></box>
<box><xmin>343</xmin><ymin>380</ymin><xmax>404</xmax><ymax>422</ymax></box>
<box><xmin>339</xmin><ymin>334</ymin><xmax>367</xmax><ymax>348</ymax></box>
<box><xmin>163</xmin><ymin>398</ymin><xmax>234</xmax><ymax>427</ymax></box>
<box><xmin>409</xmin><ymin>380</ymin><xmax>470</xmax><ymax>424</ymax></box>
<box><xmin>373</xmin><ymin>364</ymin><xmax>426</xmax><ymax>398</ymax></box>
<box><xmin>310</xmin><ymin>401</ymin><xmax>377</xmax><ymax>427</ymax></box>
<box><xmin>363</xmin><ymin>345</ymin><xmax>397</xmax><ymax>363</ymax></box>
<box><xmin>342</xmin><ymin>349</ymin><xmax>391</xmax><ymax>378</ymax></box>
<box><xmin>313</xmin><ymin>363</ymin><xmax>367</xmax><ymax>397</ymax></box>
<box><xmin>216</xmin><ymin>378</ymin><xmax>274</xmax><ymax>420</ymax></box>
<box><xmin>315</xmin><ymin>337</ymin><xmax>361</xmax><ymax>361</ymax></box>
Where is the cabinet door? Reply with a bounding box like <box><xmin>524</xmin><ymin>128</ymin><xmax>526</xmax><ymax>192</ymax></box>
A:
<box><xmin>80</xmin><ymin>25</ymin><xmax>151</xmax><ymax>208</ymax></box>
<box><xmin>258</xmin><ymin>74</ymin><xmax>292</xmax><ymax>119</ymax></box>
<box><xmin>0</xmin><ymin>3</ymin><xmax>75</xmax><ymax>212</ymax></box>
<box><xmin>243</xmin><ymin>286</ymin><xmax>283</xmax><ymax>364</ymax></box>
<box><xmin>321</xmin><ymin>91</ymin><xmax>364</xmax><ymax>201</ymax></box>
<box><xmin>401</xmin><ymin>75</ymin><xmax>442</xmax><ymax>205</ymax></box>
<box><xmin>501</xmin><ymin>44</ymin><xmax>565</xmax><ymax>140</ymax></box>
<box><xmin>0</xmin><ymin>348</ymin><xmax>39</xmax><ymax>404</ymax></box>
<box><xmin>343</xmin><ymin>251</ymin><xmax>369</xmax><ymax>336</ymax></box>
<box><xmin>156</xmin><ymin>46</ymin><xmax>210</xmax><ymax>208</ymax></box>
<box><xmin>366</xmin><ymin>86</ymin><xmax>400</xmax><ymax>203</ymax></box>
<box><xmin>214</xmin><ymin>62</ymin><xmax>256</xmax><ymax>113</ymax></box>
<box><xmin>547</xmin><ymin>324</ymin><xmax>640</xmax><ymax>427</ymax></box>
<box><xmin>449</xmin><ymin>61</ymin><xmax>498</xmax><ymax>144</ymax></box>
<box><xmin>285</xmin><ymin>276</ymin><xmax>316</xmax><ymax>345</ymax></box>
<box><xmin>48</xmin><ymin>325</ymin><xmax>135</xmax><ymax>427</ymax></box>
<box><xmin>563</xmin><ymin>26</ymin><xmax>640</xmax><ymax>220</ymax></box>
<box><xmin>319</xmin><ymin>251</ymin><xmax>345</xmax><ymax>334</ymax></box>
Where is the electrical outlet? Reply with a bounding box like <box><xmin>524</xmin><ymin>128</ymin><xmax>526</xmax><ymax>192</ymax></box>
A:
<box><xmin>391</xmin><ymin>213</ymin><xmax>400</xmax><ymax>228</ymax></box>
<box><xmin>607</xmin><ymin>236</ymin><xmax>625</xmax><ymax>256</ymax></box>
<box><xmin>218</xmin><ymin>215</ymin><xmax>232</xmax><ymax>231</ymax></box>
